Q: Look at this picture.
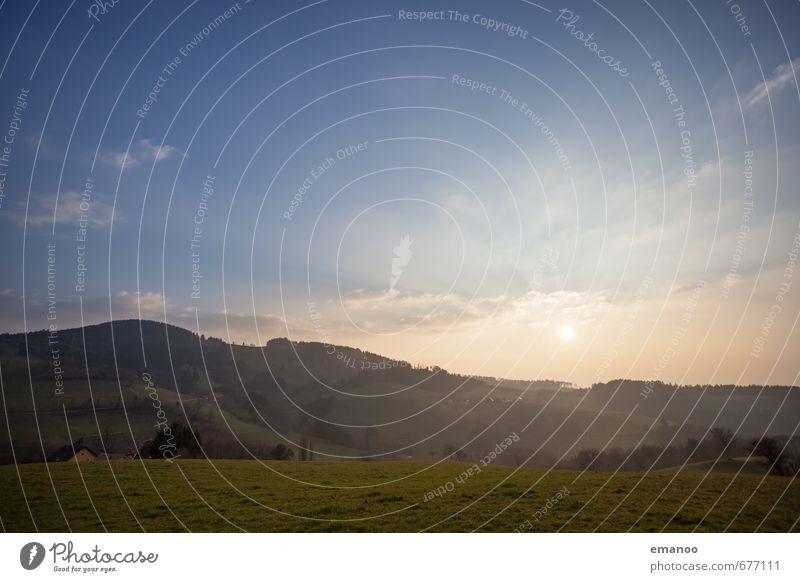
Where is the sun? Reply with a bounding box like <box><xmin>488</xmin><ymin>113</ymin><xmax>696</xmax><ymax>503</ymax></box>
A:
<box><xmin>558</xmin><ymin>325</ymin><xmax>575</xmax><ymax>341</ymax></box>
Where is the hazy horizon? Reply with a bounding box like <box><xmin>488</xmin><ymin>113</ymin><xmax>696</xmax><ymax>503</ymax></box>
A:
<box><xmin>5</xmin><ymin>317</ymin><xmax>800</xmax><ymax>389</ymax></box>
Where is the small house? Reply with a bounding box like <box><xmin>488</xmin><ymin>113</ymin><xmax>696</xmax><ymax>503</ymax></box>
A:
<box><xmin>48</xmin><ymin>444</ymin><xmax>96</xmax><ymax>462</ymax></box>
<box><xmin>48</xmin><ymin>433</ymin><xmax>139</xmax><ymax>462</ymax></box>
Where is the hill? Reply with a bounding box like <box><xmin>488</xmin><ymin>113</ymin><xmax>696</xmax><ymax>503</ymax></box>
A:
<box><xmin>1</xmin><ymin>320</ymin><xmax>798</xmax><ymax>466</ymax></box>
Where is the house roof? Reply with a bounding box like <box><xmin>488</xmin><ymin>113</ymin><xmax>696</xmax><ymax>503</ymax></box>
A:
<box><xmin>76</xmin><ymin>433</ymin><xmax>139</xmax><ymax>456</ymax></box>
<box><xmin>47</xmin><ymin>444</ymin><xmax>95</xmax><ymax>462</ymax></box>
<box><xmin>48</xmin><ymin>433</ymin><xmax>140</xmax><ymax>461</ymax></box>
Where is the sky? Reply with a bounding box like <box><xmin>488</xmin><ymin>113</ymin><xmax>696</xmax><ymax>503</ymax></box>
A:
<box><xmin>0</xmin><ymin>0</ymin><xmax>798</xmax><ymax>387</ymax></box>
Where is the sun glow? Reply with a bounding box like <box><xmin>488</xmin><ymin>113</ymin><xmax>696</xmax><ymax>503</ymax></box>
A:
<box><xmin>559</xmin><ymin>325</ymin><xmax>575</xmax><ymax>342</ymax></box>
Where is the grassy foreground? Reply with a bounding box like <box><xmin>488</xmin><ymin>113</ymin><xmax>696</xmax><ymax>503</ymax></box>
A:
<box><xmin>1</xmin><ymin>460</ymin><xmax>797</xmax><ymax>532</ymax></box>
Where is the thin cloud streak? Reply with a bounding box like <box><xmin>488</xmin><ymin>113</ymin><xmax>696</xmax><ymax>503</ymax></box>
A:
<box><xmin>744</xmin><ymin>57</ymin><xmax>800</xmax><ymax>109</ymax></box>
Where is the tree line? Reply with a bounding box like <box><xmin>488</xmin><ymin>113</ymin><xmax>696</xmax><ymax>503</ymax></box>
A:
<box><xmin>571</xmin><ymin>428</ymin><xmax>800</xmax><ymax>476</ymax></box>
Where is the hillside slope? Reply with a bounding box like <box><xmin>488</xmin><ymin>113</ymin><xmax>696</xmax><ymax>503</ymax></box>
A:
<box><xmin>1</xmin><ymin>320</ymin><xmax>798</xmax><ymax>465</ymax></box>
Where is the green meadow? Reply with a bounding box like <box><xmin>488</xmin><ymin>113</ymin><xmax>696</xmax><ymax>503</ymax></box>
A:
<box><xmin>1</xmin><ymin>460</ymin><xmax>797</xmax><ymax>532</ymax></box>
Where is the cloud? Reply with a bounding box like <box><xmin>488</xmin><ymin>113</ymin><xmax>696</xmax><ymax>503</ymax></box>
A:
<box><xmin>102</xmin><ymin>138</ymin><xmax>183</xmax><ymax>169</ymax></box>
<box><xmin>337</xmin><ymin>287</ymin><xmax>608</xmax><ymax>334</ymax></box>
<box><xmin>16</xmin><ymin>190</ymin><xmax>117</xmax><ymax>227</ymax></box>
<box><xmin>744</xmin><ymin>57</ymin><xmax>799</xmax><ymax>109</ymax></box>
<box><xmin>112</xmin><ymin>291</ymin><xmax>167</xmax><ymax>319</ymax></box>
<box><xmin>0</xmin><ymin>281</ymin><xmax>607</xmax><ymax>348</ymax></box>
<box><xmin>172</xmin><ymin>307</ymin><xmax>295</xmax><ymax>341</ymax></box>
<box><xmin>0</xmin><ymin>290</ymin><xmax>170</xmax><ymax>331</ymax></box>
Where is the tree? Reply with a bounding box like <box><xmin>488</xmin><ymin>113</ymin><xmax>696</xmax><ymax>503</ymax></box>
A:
<box><xmin>443</xmin><ymin>444</ymin><xmax>456</xmax><ymax>460</ymax></box>
<box><xmin>270</xmin><ymin>443</ymin><xmax>294</xmax><ymax>460</ymax></box>
<box><xmin>785</xmin><ymin>436</ymin><xmax>800</xmax><ymax>476</ymax></box>
<box><xmin>750</xmin><ymin>436</ymin><xmax>789</xmax><ymax>476</ymax></box>
<box><xmin>455</xmin><ymin>449</ymin><xmax>468</xmax><ymax>462</ymax></box>
<box><xmin>298</xmin><ymin>434</ymin><xmax>313</xmax><ymax>461</ymax></box>
<box><xmin>299</xmin><ymin>437</ymin><xmax>307</xmax><ymax>461</ymax></box>
<box><xmin>140</xmin><ymin>422</ymin><xmax>201</xmax><ymax>459</ymax></box>
<box><xmin>574</xmin><ymin>448</ymin><xmax>600</xmax><ymax>471</ymax></box>
<box><xmin>708</xmin><ymin>427</ymin><xmax>735</xmax><ymax>460</ymax></box>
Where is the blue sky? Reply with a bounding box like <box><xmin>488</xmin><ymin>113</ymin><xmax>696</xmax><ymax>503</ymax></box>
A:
<box><xmin>1</xmin><ymin>0</ymin><xmax>799</xmax><ymax>385</ymax></box>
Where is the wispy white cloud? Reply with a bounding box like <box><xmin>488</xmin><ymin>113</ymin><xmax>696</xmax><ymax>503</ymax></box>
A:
<box><xmin>11</xmin><ymin>190</ymin><xmax>116</xmax><ymax>227</ymax></box>
<box><xmin>338</xmin><ymin>287</ymin><xmax>608</xmax><ymax>333</ymax></box>
<box><xmin>744</xmin><ymin>57</ymin><xmax>800</xmax><ymax>109</ymax></box>
<box><xmin>102</xmin><ymin>138</ymin><xmax>183</xmax><ymax>169</ymax></box>
<box><xmin>112</xmin><ymin>291</ymin><xmax>167</xmax><ymax>319</ymax></box>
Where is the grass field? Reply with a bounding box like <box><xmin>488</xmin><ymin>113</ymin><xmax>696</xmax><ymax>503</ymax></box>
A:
<box><xmin>1</xmin><ymin>460</ymin><xmax>798</xmax><ymax>532</ymax></box>
<box><xmin>661</xmin><ymin>457</ymin><xmax>771</xmax><ymax>476</ymax></box>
